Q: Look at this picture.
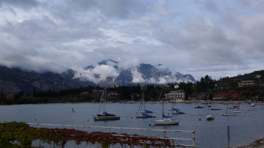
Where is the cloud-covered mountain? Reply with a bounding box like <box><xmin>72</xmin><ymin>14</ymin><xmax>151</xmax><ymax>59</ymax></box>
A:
<box><xmin>73</xmin><ymin>59</ymin><xmax>196</xmax><ymax>86</ymax></box>
<box><xmin>0</xmin><ymin>59</ymin><xmax>196</xmax><ymax>93</ymax></box>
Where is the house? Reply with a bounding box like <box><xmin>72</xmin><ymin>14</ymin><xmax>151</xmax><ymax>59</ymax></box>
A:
<box><xmin>80</xmin><ymin>91</ymin><xmax>89</xmax><ymax>95</ymax></box>
<box><xmin>238</xmin><ymin>80</ymin><xmax>255</xmax><ymax>87</ymax></box>
<box><xmin>5</xmin><ymin>93</ymin><xmax>14</xmax><ymax>99</ymax></box>
<box><xmin>165</xmin><ymin>90</ymin><xmax>185</xmax><ymax>102</ymax></box>
<box><xmin>92</xmin><ymin>90</ymin><xmax>103</xmax><ymax>98</ymax></box>
<box><xmin>196</xmin><ymin>93</ymin><xmax>213</xmax><ymax>100</ymax></box>
<box><xmin>107</xmin><ymin>91</ymin><xmax>120</xmax><ymax>100</ymax></box>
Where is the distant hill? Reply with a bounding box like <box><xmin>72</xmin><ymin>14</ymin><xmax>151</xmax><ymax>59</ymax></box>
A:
<box><xmin>218</xmin><ymin>70</ymin><xmax>264</xmax><ymax>83</ymax></box>
<box><xmin>0</xmin><ymin>60</ymin><xmax>196</xmax><ymax>94</ymax></box>
<box><xmin>0</xmin><ymin>66</ymin><xmax>94</xmax><ymax>94</ymax></box>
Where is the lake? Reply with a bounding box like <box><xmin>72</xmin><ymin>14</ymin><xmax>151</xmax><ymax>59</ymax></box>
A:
<box><xmin>0</xmin><ymin>102</ymin><xmax>263</xmax><ymax>148</ymax></box>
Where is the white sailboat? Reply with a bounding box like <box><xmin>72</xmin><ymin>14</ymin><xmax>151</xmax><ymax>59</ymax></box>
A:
<box><xmin>151</xmin><ymin>89</ymin><xmax>179</xmax><ymax>125</ymax></box>
<box><xmin>94</xmin><ymin>88</ymin><xmax>120</xmax><ymax>121</ymax></box>
<box><xmin>221</xmin><ymin>103</ymin><xmax>236</xmax><ymax>116</ymax></box>
<box><xmin>136</xmin><ymin>87</ymin><xmax>156</xmax><ymax>118</ymax></box>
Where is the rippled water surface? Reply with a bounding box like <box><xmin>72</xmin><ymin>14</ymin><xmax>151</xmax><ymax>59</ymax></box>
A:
<box><xmin>0</xmin><ymin>102</ymin><xmax>263</xmax><ymax>148</ymax></box>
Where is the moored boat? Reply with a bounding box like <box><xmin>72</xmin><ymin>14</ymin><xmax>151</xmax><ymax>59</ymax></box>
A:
<box><xmin>211</xmin><ymin>108</ymin><xmax>222</xmax><ymax>110</ymax></box>
<box><xmin>94</xmin><ymin>116</ymin><xmax>120</xmax><ymax>121</ymax></box>
<box><xmin>94</xmin><ymin>88</ymin><xmax>120</xmax><ymax>121</ymax></box>
<box><xmin>222</xmin><ymin>103</ymin><xmax>236</xmax><ymax>116</ymax></box>
<box><xmin>206</xmin><ymin>115</ymin><xmax>214</xmax><ymax>120</ymax></box>
<box><xmin>151</xmin><ymin>89</ymin><xmax>179</xmax><ymax>125</ymax></box>
<box><xmin>136</xmin><ymin>87</ymin><xmax>156</xmax><ymax>118</ymax></box>
<box><xmin>195</xmin><ymin>105</ymin><xmax>204</xmax><ymax>109</ymax></box>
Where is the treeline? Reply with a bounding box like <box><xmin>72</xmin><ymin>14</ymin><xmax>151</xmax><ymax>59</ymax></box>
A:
<box><xmin>2</xmin><ymin>73</ymin><xmax>263</xmax><ymax>105</ymax></box>
<box><xmin>0</xmin><ymin>82</ymin><xmax>195</xmax><ymax>104</ymax></box>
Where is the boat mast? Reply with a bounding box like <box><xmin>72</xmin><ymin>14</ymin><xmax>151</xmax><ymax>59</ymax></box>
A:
<box><xmin>226</xmin><ymin>103</ymin><xmax>228</xmax><ymax>114</ymax></box>
<box><xmin>143</xmin><ymin>88</ymin><xmax>146</xmax><ymax>111</ymax></box>
<box><xmin>96</xmin><ymin>88</ymin><xmax>105</xmax><ymax>114</ymax></box>
<box><xmin>160</xmin><ymin>89</ymin><xmax>164</xmax><ymax>120</ymax></box>
<box><xmin>103</xmin><ymin>88</ymin><xmax>107</xmax><ymax>113</ymax></box>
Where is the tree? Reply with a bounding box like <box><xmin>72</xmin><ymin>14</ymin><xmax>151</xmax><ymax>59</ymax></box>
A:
<box><xmin>1</xmin><ymin>89</ymin><xmax>3</xmax><ymax>98</ymax></box>
<box><xmin>199</xmin><ymin>75</ymin><xmax>215</xmax><ymax>91</ymax></box>
<box><xmin>33</xmin><ymin>87</ymin><xmax>36</xmax><ymax>97</ymax></box>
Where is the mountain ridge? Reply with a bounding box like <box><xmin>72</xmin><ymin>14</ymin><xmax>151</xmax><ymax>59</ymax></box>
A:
<box><xmin>0</xmin><ymin>60</ymin><xmax>196</xmax><ymax>94</ymax></box>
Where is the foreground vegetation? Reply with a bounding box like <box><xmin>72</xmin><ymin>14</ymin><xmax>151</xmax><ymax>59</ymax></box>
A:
<box><xmin>0</xmin><ymin>121</ymin><xmax>178</xmax><ymax>148</ymax></box>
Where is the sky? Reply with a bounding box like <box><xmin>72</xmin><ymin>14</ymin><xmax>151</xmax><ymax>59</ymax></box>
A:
<box><xmin>1</xmin><ymin>0</ymin><xmax>264</xmax><ymax>81</ymax></box>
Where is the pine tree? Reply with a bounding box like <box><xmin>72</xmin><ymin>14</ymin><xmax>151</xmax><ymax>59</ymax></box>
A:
<box><xmin>33</xmin><ymin>87</ymin><xmax>36</xmax><ymax>97</ymax></box>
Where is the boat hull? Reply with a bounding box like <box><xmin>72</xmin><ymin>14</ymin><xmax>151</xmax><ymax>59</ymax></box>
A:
<box><xmin>94</xmin><ymin>116</ymin><xmax>120</xmax><ymax>121</ymax></box>
<box><xmin>136</xmin><ymin>115</ymin><xmax>156</xmax><ymax>118</ymax></box>
<box><xmin>195</xmin><ymin>106</ymin><xmax>204</xmax><ymax>109</ymax></box>
<box><xmin>151</xmin><ymin>119</ymin><xmax>179</xmax><ymax>125</ymax></box>
<box><xmin>206</xmin><ymin>115</ymin><xmax>214</xmax><ymax>120</ymax></box>
<box><xmin>221</xmin><ymin>113</ymin><xmax>236</xmax><ymax>116</ymax></box>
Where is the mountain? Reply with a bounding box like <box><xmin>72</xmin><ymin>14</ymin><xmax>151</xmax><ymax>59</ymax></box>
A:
<box><xmin>0</xmin><ymin>60</ymin><xmax>196</xmax><ymax>94</ymax></box>
<box><xmin>74</xmin><ymin>59</ymin><xmax>196</xmax><ymax>86</ymax></box>
<box><xmin>0</xmin><ymin>66</ymin><xmax>95</xmax><ymax>94</ymax></box>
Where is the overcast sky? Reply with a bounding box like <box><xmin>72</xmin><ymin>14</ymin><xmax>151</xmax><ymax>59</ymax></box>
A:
<box><xmin>1</xmin><ymin>0</ymin><xmax>264</xmax><ymax>81</ymax></box>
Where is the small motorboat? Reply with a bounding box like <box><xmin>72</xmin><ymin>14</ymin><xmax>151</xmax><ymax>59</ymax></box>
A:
<box><xmin>211</xmin><ymin>108</ymin><xmax>222</xmax><ymax>110</ymax></box>
<box><xmin>151</xmin><ymin>119</ymin><xmax>179</xmax><ymax>125</ymax></box>
<box><xmin>195</xmin><ymin>106</ymin><xmax>204</xmax><ymax>109</ymax></box>
<box><xmin>206</xmin><ymin>115</ymin><xmax>214</xmax><ymax>120</ymax></box>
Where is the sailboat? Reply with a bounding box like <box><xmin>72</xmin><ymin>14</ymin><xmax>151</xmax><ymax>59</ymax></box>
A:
<box><xmin>136</xmin><ymin>87</ymin><xmax>156</xmax><ymax>118</ymax></box>
<box><xmin>233</xmin><ymin>102</ymin><xmax>242</xmax><ymax>113</ymax></box>
<box><xmin>170</xmin><ymin>101</ymin><xmax>185</xmax><ymax>114</ymax></box>
<box><xmin>246</xmin><ymin>104</ymin><xmax>257</xmax><ymax>111</ymax></box>
<box><xmin>94</xmin><ymin>88</ymin><xmax>120</xmax><ymax>121</ymax></box>
<box><xmin>151</xmin><ymin>89</ymin><xmax>179</xmax><ymax>125</ymax></box>
<box><xmin>221</xmin><ymin>103</ymin><xmax>236</xmax><ymax>116</ymax></box>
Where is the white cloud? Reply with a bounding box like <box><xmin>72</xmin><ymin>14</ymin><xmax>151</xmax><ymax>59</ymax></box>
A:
<box><xmin>73</xmin><ymin>64</ymin><xmax>119</xmax><ymax>84</ymax></box>
<box><xmin>131</xmin><ymin>69</ymin><xmax>145</xmax><ymax>83</ymax></box>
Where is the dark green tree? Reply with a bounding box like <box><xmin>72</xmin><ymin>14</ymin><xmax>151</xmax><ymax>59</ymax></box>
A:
<box><xmin>33</xmin><ymin>87</ymin><xmax>36</xmax><ymax>97</ymax></box>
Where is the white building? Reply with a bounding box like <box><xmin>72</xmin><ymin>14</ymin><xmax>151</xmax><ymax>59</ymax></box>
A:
<box><xmin>165</xmin><ymin>90</ymin><xmax>185</xmax><ymax>102</ymax></box>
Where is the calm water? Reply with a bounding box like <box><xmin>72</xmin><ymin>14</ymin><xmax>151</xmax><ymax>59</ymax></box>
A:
<box><xmin>0</xmin><ymin>102</ymin><xmax>263</xmax><ymax>148</ymax></box>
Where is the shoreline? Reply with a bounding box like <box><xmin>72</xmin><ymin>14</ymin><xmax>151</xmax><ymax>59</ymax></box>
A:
<box><xmin>0</xmin><ymin>100</ymin><xmax>264</xmax><ymax>105</ymax></box>
<box><xmin>232</xmin><ymin>137</ymin><xmax>264</xmax><ymax>148</ymax></box>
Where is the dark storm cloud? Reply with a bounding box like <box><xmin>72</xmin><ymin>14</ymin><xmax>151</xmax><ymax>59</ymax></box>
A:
<box><xmin>1</xmin><ymin>0</ymin><xmax>264</xmax><ymax>80</ymax></box>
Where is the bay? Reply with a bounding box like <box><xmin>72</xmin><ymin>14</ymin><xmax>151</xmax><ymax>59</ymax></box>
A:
<box><xmin>0</xmin><ymin>102</ymin><xmax>263</xmax><ymax>148</ymax></box>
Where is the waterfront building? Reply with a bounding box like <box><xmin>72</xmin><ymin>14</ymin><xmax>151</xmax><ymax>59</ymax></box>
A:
<box><xmin>165</xmin><ymin>90</ymin><xmax>185</xmax><ymax>102</ymax></box>
<box><xmin>5</xmin><ymin>92</ymin><xmax>14</xmax><ymax>99</ymax></box>
<box><xmin>213</xmin><ymin>91</ymin><xmax>244</xmax><ymax>100</ymax></box>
